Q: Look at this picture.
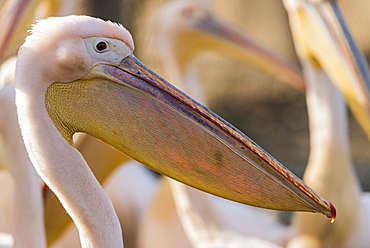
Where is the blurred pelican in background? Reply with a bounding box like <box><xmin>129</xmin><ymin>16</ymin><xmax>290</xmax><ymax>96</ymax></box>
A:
<box><xmin>0</xmin><ymin>57</ymin><xmax>47</xmax><ymax>248</ymax></box>
<box><xmin>283</xmin><ymin>0</ymin><xmax>370</xmax><ymax>247</ymax></box>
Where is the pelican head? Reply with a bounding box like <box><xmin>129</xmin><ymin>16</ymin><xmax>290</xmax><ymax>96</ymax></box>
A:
<box><xmin>154</xmin><ymin>0</ymin><xmax>305</xmax><ymax>89</ymax></box>
<box><xmin>16</xmin><ymin>15</ymin><xmax>335</xmax><ymax>219</ymax></box>
<box><xmin>283</xmin><ymin>0</ymin><xmax>370</xmax><ymax>139</ymax></box>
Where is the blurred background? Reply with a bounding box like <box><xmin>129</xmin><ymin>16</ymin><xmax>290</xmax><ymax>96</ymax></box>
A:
<box><xmin>1</xmin><ymin>0</ymin><xmax>370</xmax><ymax>189</ymax></box>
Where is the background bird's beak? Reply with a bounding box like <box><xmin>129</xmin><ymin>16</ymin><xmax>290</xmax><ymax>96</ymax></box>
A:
<box><xmin>46</xmin><ymin>54</ymin><xmax>335</xmax><ymax>220</ymax></box>
<box><xmin>177</xmin><ymin>12</ymin><xmax>305</xmax><ymax>89</ymax></box>
<box><xmin>0</xmin><ymin>0</ymin><xmax>37</xmax><ymax>62</ymax></box>
<box><xmin>0</xmin><ymin>0</ymin><xmax>65</xmax><ymax>62</ymax></box>
<box><xmin>286</xmin><ymin>0</ymin><xmax>370</xmax><ymax>139</ymax></box>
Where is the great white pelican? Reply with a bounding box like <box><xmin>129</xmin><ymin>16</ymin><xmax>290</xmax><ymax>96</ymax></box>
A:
<box><xmin>14</xmin><ymin>15</ymin><xmax>336</xmax><ymax>247</ymax></box>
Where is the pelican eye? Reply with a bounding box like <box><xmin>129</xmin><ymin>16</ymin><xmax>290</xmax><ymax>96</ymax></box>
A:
<box><xmin>95</xmin><ymin>41</ymin><xmax>108</xmax><ymax>52</ymax></box>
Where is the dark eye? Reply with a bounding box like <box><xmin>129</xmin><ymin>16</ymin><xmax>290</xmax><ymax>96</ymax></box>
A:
<box><xmin>96</xmin><ymin>41</ymin><xmax>108</xmax><ymax>52</ymax></box>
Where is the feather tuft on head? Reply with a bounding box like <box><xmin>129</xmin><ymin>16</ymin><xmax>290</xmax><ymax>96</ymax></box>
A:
<box><xmin>22</xmin><ymin>15</ymin><xmax>134</xmax><ymax>52</ymax></box>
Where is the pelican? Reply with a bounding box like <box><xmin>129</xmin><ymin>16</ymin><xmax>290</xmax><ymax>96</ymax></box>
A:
<box><xmin>283</xmin><ymin>0</ymin><xmax>370</xmax><ymax>139</ymax></box>
<box><xmin>283</xmin><ymin>0</ymin><xmax>370</xmax><ymax>247</ymax></box>
<box><xmin>15</xmin><ymin>15</ymin><xmax>335</xmax><ymax>247</ymax></box>
<box><xmin>138</xmin><ymin>1</ymin><xmax>308</xmax><ymax>247</ymax></box>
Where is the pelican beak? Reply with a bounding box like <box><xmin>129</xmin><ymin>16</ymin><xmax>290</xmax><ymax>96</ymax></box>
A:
<box><xmin>46</xmin><ymin>54</ymin><xmax>335</xmax><ymax>220</ymax></box>
<box><xmin>178</xmin><ymin>11</ymin><xmax>305</xmax><ymax>89</ymax></box>
<box><xmin>284</xmin><ymin>0</ymin><xmax>370</xmax><ymax>139</ymax></box>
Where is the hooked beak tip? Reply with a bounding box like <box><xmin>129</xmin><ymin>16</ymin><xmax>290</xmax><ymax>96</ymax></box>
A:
<box><xmin>329</xmin><ymin>202</ymin><xmax>336</xmax><ymax>223</ymax></box>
